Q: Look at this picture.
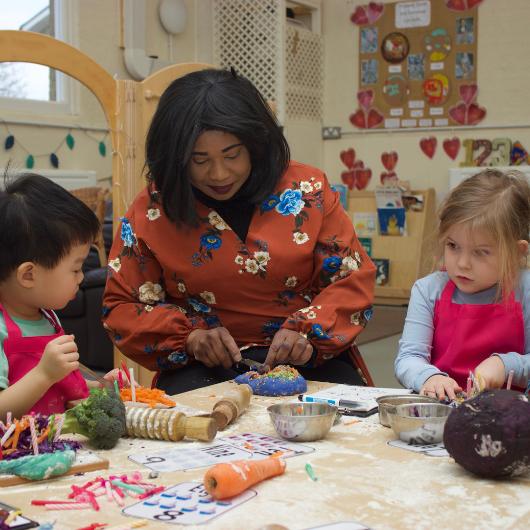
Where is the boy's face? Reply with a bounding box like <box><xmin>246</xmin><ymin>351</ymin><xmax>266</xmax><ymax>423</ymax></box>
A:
<box><xmin>33</xmin><ymin>243</ymin><xmax>91</xmax><ymax>310</ymax></box>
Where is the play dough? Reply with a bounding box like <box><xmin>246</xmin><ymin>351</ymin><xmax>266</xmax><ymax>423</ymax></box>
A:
<box><xmin>234</xmin><ymin>365</ymin><xmax>307</xmax><ymax>396</ymax></box>
<box><xmin>0</xmin><ymin>448</ymin><xmax>76</xmax><ymax>480</ymax></box>
<box><xmin>443</xmin><ymin>389</ymin><xmax>530</xmax><ymax>478</ymax></box>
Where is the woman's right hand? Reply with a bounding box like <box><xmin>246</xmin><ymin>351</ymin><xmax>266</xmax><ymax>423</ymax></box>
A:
<box><xmin>420</xmin><ymin>374</ymin><xmax>462</xmax><ymax>401</ymax></box>
<box><xmin>38</xmin><ymin>334</ymin><xmax>80</xmax><ymax>383</ymax></box>
<box><xmin>186</xmin><ymin>328</ymin><xmax>242</xmax><ymax>369</ymax></box>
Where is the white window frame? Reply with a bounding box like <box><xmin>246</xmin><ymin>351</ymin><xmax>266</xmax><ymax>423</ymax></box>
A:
<box><xmin>0</xmin><ymin>0</ymin><xmax>79</xmax><ymax>116</ymax></box>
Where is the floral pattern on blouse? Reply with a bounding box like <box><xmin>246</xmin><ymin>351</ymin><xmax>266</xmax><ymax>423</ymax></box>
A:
<box><xmin>103</xmin><ymin>161</ymin><xmax>376</xmax><ymax>373</ymax></box>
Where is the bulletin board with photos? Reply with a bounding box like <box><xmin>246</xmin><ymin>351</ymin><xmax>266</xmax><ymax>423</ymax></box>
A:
<box><xmin>358</xmin><ymin>0</ymin><xmax>479</xmax><ymax>129</ymax></box>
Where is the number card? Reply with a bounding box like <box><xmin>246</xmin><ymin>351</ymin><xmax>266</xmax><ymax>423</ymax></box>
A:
<box><xmin>129</xmin><ymin>433</ymin><xmax>314</xmax><ymax>472</ymax></box>
<box><xmin>122</xmin><ymin>481</ymin><xmax>256</xmax><ymax>525</ymax></box>
<box><xmin>387</xmin><ymin>439</ymin><xmax>448</xmax><ymax>457</ymax></box>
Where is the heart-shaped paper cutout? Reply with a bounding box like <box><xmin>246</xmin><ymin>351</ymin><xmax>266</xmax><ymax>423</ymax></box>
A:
<box><xmin>419</xmin><ymin>137</ymin><xmax>437</xmax><ymax>159</ymax></box>
<box><xmin>357</xmin><ymin>89</ymin><xmax>374</xmax><ymax>111</ymax></box>
<box><xmin>366</xmin><ymin>2</ymin><xmax>384</xmax><ymax>23</ymax></box>
<box><xmin>341</xmin><ymin>169</ymin><xmax>356</xmax><ymax>190</ymax></box>
<box><xmin>349</xmin><ymin>109</ymin><xmax>366</xmax><ymax>129</ymax></box>
<box><xmin>459</xmin><ymin>84</ymin><xmax>478</xmax><ymax>106</ymax></box>
<box><xmin>340</xmin><ymin>148</ymin><xmax>356</xmax><ymax>168</ymax></box>
<box><xmin>354</xmin><ymin>168</ymin><xmax>372</xmax><ymax>190</ymax></box>
<box><xmin>466</xmin><ymin>102</ymin><xmax>487</xmax><ymax>125</ymax></box>
<box><xmin>350</xmin><ymin>5</ymin><xmax>369</xmax><ymax>25</ymax></box>
<box><xmin>445</xmin><ymin>0</ymin><xmax>483</xmax><ymax>10</ymax></box>
<box><xmin>443</xmin><ymin>137</ymin><xmax>461</xmax><ymax>160</ymax></box>
<box><xmin>366</xmin><ymin>108</ymin><xmax>384</xmax><ymax>129</ymax></box>
<box><xmin>448</xmin><ymin>102</ymin><xmax>467</xmax><ymax>125</ymax></box>
<box><xmin>380</xmin><ymin>171</ymin><xmax>398</xmax><ymax>185</ymax></box>
<box><xmin>381</xmin><ymin>151</ymin><xmax>398</xmax><ymax>171</ymax></box>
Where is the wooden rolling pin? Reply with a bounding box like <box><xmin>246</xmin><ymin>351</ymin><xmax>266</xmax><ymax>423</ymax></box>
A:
<box><xmin>210</xmin><ymin>384</ymin><xmax>252</xmax><ymax>429</ymax></box>
<box><xmin>125</xmin><ymin>406</ymin><xmax>217</xmax><ymax>442</ymax></box>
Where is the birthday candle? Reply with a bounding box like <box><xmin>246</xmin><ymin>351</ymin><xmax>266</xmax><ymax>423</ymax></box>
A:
<box><xmin>6</xmin><ymin>412</ymin><xmax>11</xmax><ymax>426</ymax></box>
<box><xmin>129</xmin><ymin>368</ymin><xmax>136</xmax><ymax>402</ymax></box>
<box><xmin>0</xmin><ymin>423</ymin><xmax>16</xmax><ymax>447</ymax></box>
<box><xmin>466</xmin><ymin>377</ymin><xmax>472</xmax><ymax>397</ymax></box>
<box><xmin>45</xmin><ymin>503</ymin><xmax>92</xmax><ymax>510</ymax></box>
<box><xmin>53</xmin><ymin>415</ymin><xmax>65</xmax><ymax>441</ymax></box>
<box><xmin>506</xmin><ymin>370</ymin><xmax>514</xmax><ymax>390</ymax></box>
<box><xmin>28</xmin><ymin>416</ymin><xmax>39</xmax><ymax>455</ymax></box>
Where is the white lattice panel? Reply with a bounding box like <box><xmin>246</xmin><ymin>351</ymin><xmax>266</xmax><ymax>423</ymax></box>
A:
<box><xmin>285</xmin><ymin>24</ymin><xmax>323</xmax><ymax>119</ymax></box>
<box><xmin>213</xmin><ymin>0</ymin><xmax>281</xmax><ymax>109</ymax></box>
<box><xmin>212</xmin><ymin>0</ymin><xmax>323</xmax><ymax>122</ymax></box>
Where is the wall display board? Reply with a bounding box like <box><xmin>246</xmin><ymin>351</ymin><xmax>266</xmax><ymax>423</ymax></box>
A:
<box><xmin>352</xmin><ymin>0</ymin><xmax>483</xmax><ymax>129</ymax></box>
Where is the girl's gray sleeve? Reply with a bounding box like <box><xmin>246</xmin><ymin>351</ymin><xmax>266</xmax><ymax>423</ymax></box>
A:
<box><xmin>494</xmin><ymin>270</ymin><xmax>530</xmax><ymax>388</ymax></box>
<box><xmin>394</xmin><ymin>274</ymin><xmax>447</xmax><ymax>392</ymax></box>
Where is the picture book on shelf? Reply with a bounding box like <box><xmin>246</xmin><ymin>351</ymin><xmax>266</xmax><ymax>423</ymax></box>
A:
<box><xmin>352</xmin><ymin>212</ymin><xmax>377</xmax><ymax>236</ymax></box>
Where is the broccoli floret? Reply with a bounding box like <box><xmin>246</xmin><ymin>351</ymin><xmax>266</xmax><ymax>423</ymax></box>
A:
<box><xmin>61</xmin><ymin>387</ymin><xmax>126</xmax><ymax>449</ymax></box>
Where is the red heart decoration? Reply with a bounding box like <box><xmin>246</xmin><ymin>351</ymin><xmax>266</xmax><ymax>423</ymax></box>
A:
<box><xmin>357</xmin><ymin>89</ymin><xmax>374</xmax><ymax>110</ymax></box>
<box><xmin>466</xmin><ymin>102</ymin><xmax>487</xmax><ymax>125</ymax></box>
<box><xmin>448</xmin><ymin>102</ymin><xmax>467</xmax><ymax>125</ymax></box>
<box><xmin>381</xmin><ymin>151</ymin><xmax>398</xmax><ymax>171</ymax></box>
<box><xmin>419</xmin><ymin>137</ymin><xmax>437</xmax><ymax>159</ymax></box>
<box><xmin>349</xmin><ymin>109</ymin><xmax>366</xmax><ymax>129</ymax></box>
<box><xmin>354</xmin><ymin>168</ymin><xmax>372</xmax><ymax>190</ymax></box>
<box><xmin>459</xmin><ymin>84</ymin><xmax>478</xmax><ymax>106</ymax></box>
<box><xmin>443</xmin><ymin>137</ymin><xmax>461</xmax><ymax>160</ymax></box>
<box><xmin>380</xmin><ymin>171</ymin><xmax>398</xmax><ymax>185</ymax></box>
<box><xmin>366</xmin><ymin>108</ymin><xmax>384</xmax><ymax>129</ymax></box>
<box><xmin>350</xmin><ymin>5</ymin><xmax>369</xmax><ymax>25</ymax></box>
<box><xmin>341</xmin><ymin>169</ymin><xmax>356</xmax><ymax>190</ymax></box>
<box><xmin>366</xmin><ymin>2</ymin><xmax>384</xmax><ymax>23</ymax></box>
<box><xmin>340</xmin><ymin>148</ymin><xmax>356</xmax><ymax>168</ymax></box>
<box><xmin>445</xmin><ymin>0</ymin><xmax>483</xmax><ymax>10</ymax></box>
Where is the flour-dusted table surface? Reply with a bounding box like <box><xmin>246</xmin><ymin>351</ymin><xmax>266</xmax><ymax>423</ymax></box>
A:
<box><xmin>0</xmin><ymin>381</ymin><xmax>528</xmax><ymax>530</ymax></box>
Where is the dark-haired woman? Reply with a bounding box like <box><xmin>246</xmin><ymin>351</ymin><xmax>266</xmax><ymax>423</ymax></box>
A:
<box><xmin>103</xmin><ymin>69</ymin><xmax>376</xmax><ymax>394</ymax></box>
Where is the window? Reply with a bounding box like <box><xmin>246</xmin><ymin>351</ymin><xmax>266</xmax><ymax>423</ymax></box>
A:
<box><xmin>0</xmin><ymin>0</ymin><xmax>77</xmax><ymax>114</ymax></box>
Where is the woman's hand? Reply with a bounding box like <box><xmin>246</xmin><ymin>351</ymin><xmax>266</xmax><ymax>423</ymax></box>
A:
<box><xmin>186</xmin><ymin>328</ymin><xmax>242</xmax><ymax>369</ymax></box>
<box><xmin>264</xmin><ymin>329</ymin><xmax>313</xmax><ymax>368</ymax></box>
<box><xmin>420</xmin><ymin>374</ymin><xmax>462</xmax><ymax>401</ymax></box>
<box><xmin>475</xmin><ymin>356</ymin><xmax>506</xmax><ymax>389</ymax></box>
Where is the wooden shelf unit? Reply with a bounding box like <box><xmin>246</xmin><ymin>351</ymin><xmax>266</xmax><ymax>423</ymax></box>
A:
<box><xmin>347</xmin><ymin>188</ymin><xmax>436</xmax><ymax>306</ymax></box>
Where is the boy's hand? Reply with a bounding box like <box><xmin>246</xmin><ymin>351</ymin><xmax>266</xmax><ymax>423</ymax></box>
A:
<box><xmin>38</xmin><ymin>334</ymin><xmax>79</xmax><ymax>384</ymax></box>
<box><xmin>420</xmin><ymin>374</ymin><xmax>462</xmax><ymax>401</ymax></box>
<box><xmin>102</xmin><ymin>368</ymin><xmax>139</xmax><ymax>388</ymax></box>
<box><xmin>475</xmin><ymin>356</ymin><xmax>506</xmax><ymax>389</ymax></box>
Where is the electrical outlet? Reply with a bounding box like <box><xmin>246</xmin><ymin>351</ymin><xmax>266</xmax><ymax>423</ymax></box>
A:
<box><xmin>322</xmin><ymin>126</ymin><xmax>342</xmax><ymax>140</ymax></box>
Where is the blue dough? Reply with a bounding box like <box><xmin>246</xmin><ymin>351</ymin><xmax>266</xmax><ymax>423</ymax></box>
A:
<box><xmin>235</xmin><ymin>365</ymin><xmax>307</xmax><ymax>396</ymax></box>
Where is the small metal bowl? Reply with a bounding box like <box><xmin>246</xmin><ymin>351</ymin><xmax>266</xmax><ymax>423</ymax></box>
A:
<box><xmin>388</xmin><ymin>402</ymin><xmax>452</xmax><ymax>444</ymax></box>
<box><xmin>267</xmin><ymin>402</ymin><xmax>337</xmax><ymax>442</ymax></box>
<box><xmin>376</xmin><ymin>394</ymin><xmax>438</xmax><ymax>427</ymax></box>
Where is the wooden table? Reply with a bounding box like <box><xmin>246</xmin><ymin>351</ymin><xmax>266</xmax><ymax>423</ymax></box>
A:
<box><xmin>1</xmin><ymin>381</ymin><xmax>528</xmax><ymax>530</ymax></box>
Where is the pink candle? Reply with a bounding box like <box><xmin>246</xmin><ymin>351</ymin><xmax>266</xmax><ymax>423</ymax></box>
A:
<box><xmin>28</xmin><ymin>416</ymin><xmax>39</xmax><ymax>455</ymax></box>
<box><xmin>506</xmin><ymin>370</ymin><xmax>514</xmax><ymax>390</ymax></box>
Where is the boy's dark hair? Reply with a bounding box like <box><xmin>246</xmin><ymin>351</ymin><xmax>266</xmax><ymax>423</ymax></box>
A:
<box><xmin>145</xmin><ymin>68</ymin><xmax>290</xmax><ymax>226</ymax></box>
<box><xmin>0</xmin><ymin>173</ymin><xmax>100</xmax><ymax>282</ymax></box>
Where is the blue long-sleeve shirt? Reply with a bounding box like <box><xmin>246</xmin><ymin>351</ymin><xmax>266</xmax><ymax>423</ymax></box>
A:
<box><xmin>395</xmin><ymin>270</ymin><xmax>530</xmax><ymax>392</ymax></box>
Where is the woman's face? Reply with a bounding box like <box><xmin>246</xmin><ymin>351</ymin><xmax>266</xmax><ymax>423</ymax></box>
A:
<box><xmin>188</xmin><ymin>130</ymin><xmax>251</xmax><ymax>200</ymax></box>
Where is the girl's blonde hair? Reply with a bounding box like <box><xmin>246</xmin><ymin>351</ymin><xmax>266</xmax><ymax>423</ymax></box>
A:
<box><xmin>434</xmin><ymin>168</ymin><xmax>530</xmax><ymax>299</ymax></box>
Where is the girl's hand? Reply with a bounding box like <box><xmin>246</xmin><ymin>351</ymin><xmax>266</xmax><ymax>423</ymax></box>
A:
<box><xmin>102</xmin><ymin>368</ymin><xmax>139</xmax><ymax>388</ymax></box>
<box><xmin>186</xmin><ymin>328</ymin><xmax>242</xmax><ymax>369</ymax></box>
<box><xmin>39</xmin><ymin>335</ymin><xmax>79</xmax><ymax>384</ymax></box>
<box><xmin>265</xmin><ymin>329</ymin><xmax>313</xmax><ymax>368</ymax></box>
<box><xmin>420</xmin><ymin>374</ymin><xmax>462</xmax><ymax>401</ymax></box>
<box><xmin>475</xmin><ymin>356</ymin><xmax>506</xmax><ymax>389</ymax></box>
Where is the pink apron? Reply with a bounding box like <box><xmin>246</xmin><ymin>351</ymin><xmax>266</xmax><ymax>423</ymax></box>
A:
<box><xmin>1</xmin><ymin>304</ymin><xmax>89</xmax><ymax>415</ymax></box>
<box><xmin>432</xmin><ymin>280</ymin><xmax>524</xmax><ymax>389</ymax></box>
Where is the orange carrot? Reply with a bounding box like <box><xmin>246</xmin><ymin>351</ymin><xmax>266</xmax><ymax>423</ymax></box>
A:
<box><xmin>119</xmin><ymin>386</ymin><xmax>176</xmax><ymax>407</ymax></box>
<box><xmin>203</xmin><ymin>456</ymin><xmax>286</xmax><ymax>500</ymax></box>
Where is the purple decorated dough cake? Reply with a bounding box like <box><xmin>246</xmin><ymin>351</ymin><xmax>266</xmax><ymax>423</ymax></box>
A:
<box><xmin>234</xmin><ymin>365</ymin><xmax>307</xmax><ymax>396</ymax></box>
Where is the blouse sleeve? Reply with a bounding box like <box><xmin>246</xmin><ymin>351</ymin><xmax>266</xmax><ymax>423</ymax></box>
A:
<box><xmin>102</xmin><ymin>204</ymin><xmax>208</xmax><ymax>372</ymax></box>
<box><xmin>282</xmin><ymin>178</ymin><xmax>376</xmax><ymax>365</ymax></box>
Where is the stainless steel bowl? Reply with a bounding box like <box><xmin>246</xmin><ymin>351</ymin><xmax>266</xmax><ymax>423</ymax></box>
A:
<box><xmin>376</xmin><ymin>394</ymin><xmax>438</xmax><ymax>427</ymax></box>
<box><xmin>388</xmin><ymin>402</ymin><xmax>452</xmax><ymax>444</ymax></box>
<box><xmin>267</xmin><ymin>402</ymin><xmax>337</xmax><ymax>442</ymax></box>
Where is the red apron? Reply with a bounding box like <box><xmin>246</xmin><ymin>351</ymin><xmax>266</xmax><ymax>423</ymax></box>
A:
<box><xmin>432</xmin><ymin>280</ymin><xmax>524</xmax><ymax>389</ymax></box>
<box><xmin>1</xmin><ymin>304</ymin><xmax>89</xmax><ymax>415</ymax></box>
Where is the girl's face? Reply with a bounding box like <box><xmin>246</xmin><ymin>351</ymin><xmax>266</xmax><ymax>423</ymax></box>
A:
<box><xmin>443</xmin><ymin>223</ymin><xmax>500</xmax><ymax>294</ymax></box>
<box><xmin>32</xmin><ymin>243</ymin><xmax>90</xmax><ymax>310</ymax></box>
<box><xmin>188</xmin><ymin>130</ymin><xmax>251</xmax><ymax>200</ymax></box>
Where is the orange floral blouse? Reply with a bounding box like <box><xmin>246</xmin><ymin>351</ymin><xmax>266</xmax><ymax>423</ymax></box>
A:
<box><xmin>102</xmin><ymin>161</ymin><xmax>376</xmax><ymax>372</ymax></box>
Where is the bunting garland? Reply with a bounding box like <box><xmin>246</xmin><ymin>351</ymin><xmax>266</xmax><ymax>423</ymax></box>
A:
<box><xmin>1</xmin><ymin>120</ymin><xmax>108</xmax><ymax>169</ymax></box>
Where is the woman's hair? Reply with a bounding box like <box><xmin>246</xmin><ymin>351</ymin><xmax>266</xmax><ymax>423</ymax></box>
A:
<box><xmin>434</xmin><ymin>168</ymin><xmax>530</xmax><ymax>298</ymax></box>
<box><xmin>0</xmin><ymin>173</ymin><xmax>100</xmax><ymax>282</ymax></box>
<box><xmin>145</xmin><ymin>68</ymin><xmax>290</xmax><ymax>226</ymax></box>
